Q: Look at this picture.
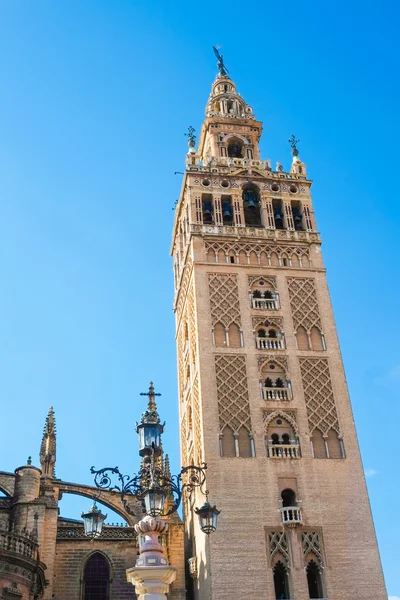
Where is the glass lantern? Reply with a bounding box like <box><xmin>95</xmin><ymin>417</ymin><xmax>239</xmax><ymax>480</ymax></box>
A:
<box><xmin>81</xmin><ymin>502</ymin><xmax>107</xmax><ymax>538</ymax></box>
<box><xmin>142</xmin><ymin>485</ymin><xmax>166</xmax><ymax>517</ymax></box>
<box><xmin>137</xmin><ymin>421</ymin><xmax>164</xmax><ymax>456</ymax></box>
<box><xmin>195</xmin><ymin>501</ymin><xmax>220</xmax><ymax>535</ymax></box>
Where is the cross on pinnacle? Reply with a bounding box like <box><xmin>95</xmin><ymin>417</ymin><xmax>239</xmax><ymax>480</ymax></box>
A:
<box><xmin>140</xmin><ymin>381</ymin><xmax>161</xmax><ymax>414</ymax></box>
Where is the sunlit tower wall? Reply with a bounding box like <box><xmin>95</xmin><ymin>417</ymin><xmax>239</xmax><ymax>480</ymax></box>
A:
<box><xmin>171</xmin><ymin>69</ymin><xmax>386</xmax><ymax>600</ymax></box>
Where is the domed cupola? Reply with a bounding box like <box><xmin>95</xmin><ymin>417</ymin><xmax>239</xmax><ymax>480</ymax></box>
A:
<box><xmin>206</xmin><ymin>75</ymin><xmax>255</xmax><ymax>120</ymax></box>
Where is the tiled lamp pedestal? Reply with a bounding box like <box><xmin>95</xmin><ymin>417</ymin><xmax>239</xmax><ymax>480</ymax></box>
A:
<box><xmin>126</xmin><ymin>515</ymin><xmax>177</xmax><ymax>600</ymax></box>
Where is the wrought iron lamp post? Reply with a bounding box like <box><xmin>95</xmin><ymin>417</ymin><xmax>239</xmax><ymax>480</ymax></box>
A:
<box><xmin>89</xmin><ymin>382</ymin><xmax>220</xmax><ymax>600</ymax></box>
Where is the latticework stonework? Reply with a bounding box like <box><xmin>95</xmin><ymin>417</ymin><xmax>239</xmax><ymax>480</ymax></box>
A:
<box><xmin>188</xmin><ymin>283</ymin><xmax>197</xmax><ymax>362</ymax></box>
<box><xmin>177</xmin><ymin>323</ymin><xmax>185</xmax><ymax>398</ymax></box>
<box><xmin>175</xmin><ymin>257</ymin><xmax>193</xmax><ymax>320</ymax></box>
<box><xmin>192</xmin><ymin>377</ymin><xmax>203</xmax><ymax>465</ymax></box>
<box><xmin>180</xmin><ymin>412</ymin><xmax>188</xmax><ymax>467</ymax></box>
<box><xmin>248</xmin><ymin>275</ymin><xmax>277</xmax><ymax>291</ymax></box>
<box><xmin>268</xmin><ymin>531</ymin><xmax>290</xmax><ymax>567</ymax></box>
<box><xmin>263</xmin><ymin>410</ymin><xmax>298</xmax><ymax>435</ymax></box>
<box><xmin>287</xmin><ymin>278</ymin><xmax>322</xmax><ymax>333</ymax></box>
<box><xmin>257</xmin><ymin>354</ymin><xmax>288</xmax><ymax>374</ymax></box>
<box><xmin>302</xmin><ymin>531</ymin><xmax>323</xmax><ymax>566</ymax></box>
<box><xmin>252</xmin><ymin>316</ymin><xmax>283</xmax><ymax>331</ymax></box>
<box><xmin>215</xmin><ymin>354</ymin><xmax>251</xmax><ymax>433</ymax></box>
<box><xmin>208</xmin><ymin>274</ymin><xmax>241</xmax><ymax>328</ymax></box>
<box><xmin>205</xmin><ymin>241</ymin><xmax>310</xmax><ymax>266</ymax></box>
<box><xmin>299</xmin><ymin>358</ymin><xmax>340</xmax><ymax>435</ymax></box>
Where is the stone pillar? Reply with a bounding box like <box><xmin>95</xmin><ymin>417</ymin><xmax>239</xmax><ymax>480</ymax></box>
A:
<box><xmin>126</xmin><ymin>515</ymin><xmax>177</xmax><ymax>600</ymax></box>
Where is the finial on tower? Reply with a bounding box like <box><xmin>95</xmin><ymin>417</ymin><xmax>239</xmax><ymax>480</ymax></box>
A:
<box><xmin>40</xmin><ymin>406</ymin><xmax>56</xmax><ymax>478</ymax></box>
<box><xmin>288</xmin><ymin>134</ymin><xmax>300</xmax><ymax>156</ymax></box>
<box><xmin>139</xmin><ymin>382</ymin><xmax>162</xmax><ymax>424</ymax></box>
<box><xmin>213</xmin><ymin>46</ymin><xmax>229</xmax><ymax>77</ymax></box>
<box><xmin>184</xmin><ymin>126</ymin><xmax>196</xmax><ymax>154</ymax></box>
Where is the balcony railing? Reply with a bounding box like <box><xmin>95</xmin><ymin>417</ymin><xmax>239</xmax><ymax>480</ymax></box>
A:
<box><xmin>250</xmin><ymin>297</ymin><xmax>279</xmax><ymax>310</ymax></box>
<box><xmin>262</xmin><ymin>387</ymin><xmax>292</xmax><ymax>401</ymax></box>
<box><xmin>256</xmin><ymin>337</ymin><xmax>284</xmax><ymax>350</ymax></box>
<box><xmin>0</xmin><ymin>530</ymin><xmax>38</xmax><ymax>559</ymax></box>
<box><xmin>268</xmin><ymin>444</ymin><xmax>300</xmax><ymax>459</ymax></box>
<box><xmin>280</xmin><ymin>506</ymin><xmax>303</xmax><ymax>527</ymax></box>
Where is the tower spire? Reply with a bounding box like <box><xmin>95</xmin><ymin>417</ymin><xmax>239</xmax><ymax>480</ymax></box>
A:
<box><xmin>40</xmin><ymin>406</ymin><xmax>56</xmax><ymax>478</ymax></box>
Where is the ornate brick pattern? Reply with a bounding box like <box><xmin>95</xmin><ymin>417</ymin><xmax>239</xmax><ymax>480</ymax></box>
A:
<box><xmin>180</xmin><ymin>413</ymin><xmax>188</xmax><ymax>467</ymax></box>
<box><xmin>208</xmin><ymin>274</ymin><xmax>241</xmax><ymax>328</ymax></box>
<box><xmin>215</xmin><ymin>355</ymin><xmax>251</xmax><ymax>433</ymax></box>
<box><xmin>188</xmin><ymin>283</ymin><xmax>197</xmax><ymax>360</ymax></box>
<box><xmin>299</xmin><ymin>358</ymin><xmax>340</xmax><ymax>435</ymax></box>
<box><xmin>192</xmin><ymin>377</ymin><xmax>202</xmax><ymax>464</ymax></box>
<box><xmin>268</xmin><ymin>531</ymin><xmax>289</xmax><ymax>566</ymax></box>
<box><xmin>257</xmin><ymin>354</ymin><xmax>288</xmax><ymax>373</ymax></box>
<box><xmin>248</xmin><ymin>275</ymin><xmax>277</xmax><ymax>291</ymax></box>
<box><xmin>263</xmin><ymin>410</ymin><xmax>298</xmax><ymax>434</ymax></box>
<box><xmin>287</xmin><ymin>278</ymin><xmax>322</xmax><ymax>333</ymax></box>
<box><xmin>252</xmin><ymin>316</ymin><xmax>283</xmax><ymax>330</ymax></box>
<box><xmin>302</xmin><ymin>531</ymin><xmax>323</xmax><ymax>565</ymax></box>
<box><xmin>205</xmin><ymin>241</ymin><xmax>310</xmax><ymax>266</ymax></box>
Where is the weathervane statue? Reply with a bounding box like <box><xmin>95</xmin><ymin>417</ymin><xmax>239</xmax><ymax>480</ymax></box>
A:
<box><xmin>213</xmin><ymin>46</ymin><xmax>229</xmax><ymax>77</ymax></box>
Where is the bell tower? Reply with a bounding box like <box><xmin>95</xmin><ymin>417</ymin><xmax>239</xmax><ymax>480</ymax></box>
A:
<box><xmin>171</xmin><ymin>53</ymin><xmax>387</xmax><ymax>600</ymax></box>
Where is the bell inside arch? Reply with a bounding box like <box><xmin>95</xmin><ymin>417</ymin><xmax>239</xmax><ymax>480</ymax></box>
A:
<box><xmin>222</xmin><ymin>201</ymin><xmax>232</xmax><ymax>217</ymax></box>
<box><xmin>203</xmin><ymin>202</ymin><xmax>212</xmax><ymax>216</ymax></box>
<box><xmin>245</xmin><ymin>190</ymin><xmax>258</xmax><ymax>208</ymax></box>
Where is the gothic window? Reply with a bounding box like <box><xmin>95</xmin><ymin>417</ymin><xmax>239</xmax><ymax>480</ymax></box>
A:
<box><xmin>228</xmin><ymin>323</ymin><xmax>242</xmax><ymax>347</ymax></box>
<box><xmin>311</xmin><ymin>429</ymin><xmax>327</xmax><ymax>459</ymax></box>
<box><xmin>238</xmin><ymin>426</ymin><xmax>252</xmax><ymax>457</ymax></box>
<box><xmin>221</xmin><ymin>195</ymin><xmax>233</xmax><ymax>225</ymax></box>
<box><xmin>296</xmin><ymin>325</ymin><xmax>310</xmax><ymax>350</ymax></box>
<box><xmin>310</xmin><ymin>326</ymin><xmax>324</xmax><ymax>351</ymax></box>
<box><xmin>327</xmin><ymin>429</ymin><xmax>343</xmax><ymax>458</ymax></box>
<box><xmin>266</xmin><ymin>417</ymin><xmax>299</xmax><ymax>458</ymax></box>
<box><xmin>272</xmin><ymin>199</ymin><xmax>285</xmax><ymax>229</ymax></box>
<box><xmin>221</xmin><ymin>426</ymin><xmax>236</xmax><ymax>457</ymax></box>
<box><xmin>273</xmin><ymin>561</ymin><xmax>290</xmax><ymax>599</ymax></box>
<box><xmin>227</xmin><ymin>138</ymin><xmax>244</xmax><ymax>158</ymax></box>
<box><xmin>243</xmin><ymin>184</ymin><xmax>261</xmax><ymax>227</ymax></box>
<box><xmin>214</xmin><ymin>322</ymin><xmax>227</xmax><ymax>347</ymax></box>
<box><xmin>83</xmin><ymin>553</ymin><xmax>110</xmax><ymax>600</ymax></box>
<box><xmin>306</xmin><ymin>560</ymin><xmax>324</xmax><ymax>599</ymax></box>
<box><xmin>202</xmin><ymin>194</ymin><xmax>213</xmax><ymax>224</ymax></box>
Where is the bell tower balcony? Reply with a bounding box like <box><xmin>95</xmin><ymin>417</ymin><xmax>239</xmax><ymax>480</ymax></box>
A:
<box><xmin>280</xmin><ymin>506</ymin><xmax>303</xmax><ymax>527</ymax></box>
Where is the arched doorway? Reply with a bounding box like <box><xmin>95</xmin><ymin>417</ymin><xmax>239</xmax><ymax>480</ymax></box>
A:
<box><xmin>83</xmin><ymin>552</ymin><xmax>110</xmax><ymax>600</ymax></box>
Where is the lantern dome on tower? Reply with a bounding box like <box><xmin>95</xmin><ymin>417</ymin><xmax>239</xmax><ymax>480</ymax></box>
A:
<box><xmin>205</xmin><ymin>75</ymin><xmax>255</xmax><ymax>120</ymax></box>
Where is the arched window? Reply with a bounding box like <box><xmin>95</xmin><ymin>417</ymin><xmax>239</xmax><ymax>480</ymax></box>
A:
<box><xmin>202</xmin><ymin>194</ymin><xmax>213</xmax><ymax>224</ymax></box>
<box><xmin>214</xmin><ymin>322</ymin><xmax>227</xmax><ymax>347</ymax></box>
<box><xmin>228</xmin><ymin>323</ymin><xmax>241</xmax><ymax>347</ymax></box>
<box><xmin>281</xmin><ymin>488</ymin><xmax>296</xmax><ymax>508</ymax></box>
<box><xmin>296</xmin><ymin>325</ymin><xmax>310</xmax><ymax>350</ymax></box>
<box><xmin>227</xmin><ymin>138</ymin><xmax>244</xmax><ymax>158</ymax></box>
<box><xmin>310</xmin><ymin>326</ymin><xmax>324</xmax><ymax>351</ymax></box>
<box><xmin>273</xmin><ymin>561</ymin><xmax>290</xmax><ymax>599</ymax></box>
<box><xmin>222</xmin><ymin>196</ymin><xmax>233</xmax><ymax>225</ymax></box>
<box><xmin>312</xmin><ymin>430</ymin><xmax>327</xmax><ymax>459</ymax></box>
<box><xmin>242</xmin><ymin>184</ymin><xmax>261</xmax><ymax>227</ymax></box>
<box><xmin>238</xmin><ymin>426</ymin><xmax>252</xmax><ymax>457</ymax></box>
<box><xmin>306</xmin><ymin>560</ymin><xmax>324</xmax><ymax>599</ymax></box>
<box><xmin>83</xmin><ymin>553</ymin><xmax>110</xmax><ymax>600</ymax></box>
<box><xmin>221</xmin><ymin>426</ymin><xmax>235</xmax><ymax>457</ymax></box>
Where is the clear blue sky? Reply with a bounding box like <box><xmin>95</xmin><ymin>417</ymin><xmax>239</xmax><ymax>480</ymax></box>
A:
<box><xmin>0</xmin><ymin>1</ymin><xmax>398</xmax><ymax>595</ymax></box>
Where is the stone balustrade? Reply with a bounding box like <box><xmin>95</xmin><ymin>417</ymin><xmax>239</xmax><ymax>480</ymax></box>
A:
<box><xmin>262</xmin><ymin>387</ymin><xmax>292</xmax><ymax>401</ymax></box>
<box><xmin>251</xmin><ymin>297</ymin><xmax>279</xmax><ymax>310</ymax></box>
<box><xmin>268</xmin><ymin>444</ymin><xmax>300</xmax><ymax>459</ymax></box>
<box><xmin>256</xmin><ymin>337</ymin><xmax>284</xmax><ymax>350</ymax></box>
<box><xmin>280</xmin><ymin>506</ymin><xmax>303</xmax><ymax>526</ymax></box>
<box><xmin>0</xmin><ymin>530</ymin><xmax>38</xmax><ymax>559</ymax></box>
<box><xmin>189</xmin><ymin>223</ymin><xmax>320</xmax><ymax>243</ymax></box>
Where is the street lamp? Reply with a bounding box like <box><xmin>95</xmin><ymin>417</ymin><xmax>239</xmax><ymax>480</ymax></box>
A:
<box><xmin>90</xmin><ymin>382</ymin><xmax>219</xmax><ymax>526</ymax></box>
<box><xmin>195</xmin><ymin>496</ymin><xmax>220</xmax><ymax>535</ymax></box>
<box><xmin>81</xmin><ymin>502</ymin><xmax>107</xmax><ymax>538</ymax></box>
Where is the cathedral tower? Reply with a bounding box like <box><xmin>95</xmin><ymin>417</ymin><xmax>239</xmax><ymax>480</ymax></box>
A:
<box><xmin>171</xmin><ymin>57</ymin><xmax>387</xmax><ymax>600</ymax></box>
